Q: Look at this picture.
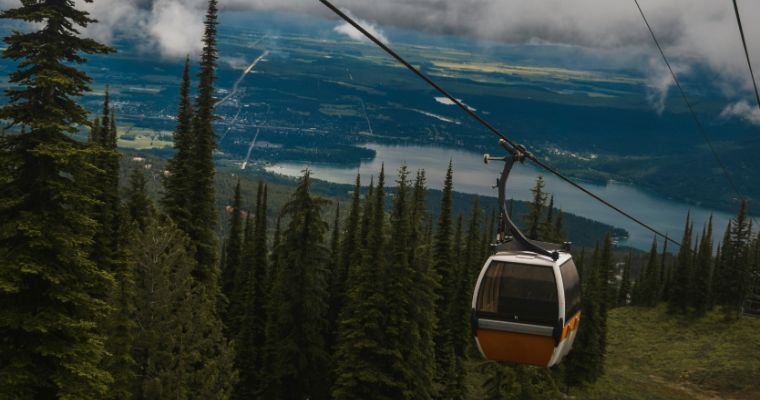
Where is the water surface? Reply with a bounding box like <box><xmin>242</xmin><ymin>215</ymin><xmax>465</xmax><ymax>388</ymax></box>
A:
<box><xmin>265</xmin><ymin>143</ymin><xmax>734</xmax><ymax>251</ymax></box>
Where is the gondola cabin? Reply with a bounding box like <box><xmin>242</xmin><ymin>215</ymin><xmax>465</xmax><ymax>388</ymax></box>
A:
<box><xmin>472</xmin><ymin>249</ymin><xmax>581</xmax><ymax>367</ymax></box>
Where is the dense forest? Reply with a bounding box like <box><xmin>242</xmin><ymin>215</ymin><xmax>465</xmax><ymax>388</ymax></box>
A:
<box><xmin>0</xmin><ymin>1</ymin><xmax>759</xmax><ymax>399</ymax></box>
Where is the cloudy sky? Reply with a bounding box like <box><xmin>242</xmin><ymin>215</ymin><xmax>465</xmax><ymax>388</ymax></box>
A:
<box><xmin>2</xmin><ymin>0</ymin><xmax>759</xmax><ymax>121</ymax></box>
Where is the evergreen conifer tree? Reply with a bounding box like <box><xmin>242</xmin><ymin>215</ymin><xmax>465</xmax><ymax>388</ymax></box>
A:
<box><xmin>234</xmin><ymin>182</ymin><xmax>269</xmax><ymax>398</ymax></box>
<box><xmin>130</xmin><ymin>216</ymin><xmax>236</xmax><ymax>400</ymax></box>
<box><xmin>187</xmin><ymin>0</ymin><xmax>221</xmax><ymax>284</ymax></box>
<box><xmin>564</xmin><ymin>244</ymin><xmax>603</xmax><ymax>386</ymax></box>
<box><xmin>334</xmin><ymin>167</ymin><xmax>410</xmax><ymax>399</ymax></box>
<box><xmin>326</xmin><ymin>202</ymin><xmax>342</xmax><ymax>351</ymax></box>
<box><xmin>524</xmin><ymin>176</ymin><xmax>547</xmax><ymax>240</ymax></box>
<box><xmin>90</xmin><ymin>88</ymin><xmax>122</xmax><ymax>276</ymax></box>
<box><xmin>432</xmin><ymin>161</ymin><xmax>457</xmax><ymax>394</ymax></box>
<box><xmin>406</xmin><ymin>169</ymin><xmax>437</xmax><ymax>399</ymax></box>
<box><xmin>642</xmin><ymin>237</ymin><xmax>659</xmax><ymax>306</ymax></box>
<box><xmin>721</xmin><ymin>201</ymin><xmax>752</xmax><ymax>319</ymax></box>
<box><xmin>670</xmin><ymin>213</ymin><xmax>694</xmax><ymax>313</ymax></box>
<box><xmin>0</xmin><ymin>1</ymin><xmax>116</xmax><ymax>396</ymax></box>
<box><xmin>693</xmin><ymin>217</ymin><xmax>713</xmax><ymax>316</ymax></box>
<box><xmin>221</xmin><ymin>180</ymin><xmax>243</xmax><ymax>325</ymax></box>
<box><xmin>541</xmin><ymin>195</ymin><xmax>555</xmax><ymax>241</ymax></box>
<box><xmin>264</xmin><ymin>171</ymin><xmax>330</xmax><ymax>399</ymax></box>
<box><xmin>162</xmin><ymin>58</ymin><xmax>194</xmax><ymax>233</ymax></box>
<box><xmin>125</xmin><ymin>169</ymin><xmax>154</xmax><ymax>231</ymax></box>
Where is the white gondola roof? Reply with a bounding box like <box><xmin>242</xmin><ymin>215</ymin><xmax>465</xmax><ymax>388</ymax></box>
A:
<box><xmin>491</xmin><ymin>251</ymin><xmax>572</xmax><ymax>267</ymax></box>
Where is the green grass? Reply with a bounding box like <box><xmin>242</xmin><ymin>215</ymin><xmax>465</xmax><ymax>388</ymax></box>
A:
<box><xmin>575</xmin><ymin>305</ymin><xmax>760</xmax><ymax>400</ymax></box>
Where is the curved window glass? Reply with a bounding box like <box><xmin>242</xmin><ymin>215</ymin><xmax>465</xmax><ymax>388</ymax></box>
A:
<box><xmin>560</xmin><ymin>260</ymin><xmax>581</xmax><ymax>320</ymax></box>
<box><xmin>476</xmin><ymin>261</ymin><xmax>558</xmax><ymax>326</ymax></box>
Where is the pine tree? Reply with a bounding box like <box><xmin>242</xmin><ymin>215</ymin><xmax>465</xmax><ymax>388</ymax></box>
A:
<box><xmin>564</xmin><ymin>244</ymin><xmax>603</xmax><ymax>386</ymax></box>
<box><xmin>443</xmin><ymin>213</ymin><xmax>467</xmax><ymax>398</ymax></box>
<box><xmin>0</xmin><ymin>1</ymin><xmax>115</xmax><ymax>396</ymax></box>
<box><xmin>524</xmin><ymin>176</ymin><xmax>547</xmax><ymax>240</ymax></box>
<box><xmin>264</xmin><ymin>171</ymin><xmax>330</xmax><ymax>399</ymax></box>
<box><xmin>541</xmin><ymin>194</ymin><xmax>555</xmax><ymax>241</ymax></box>
<box><xmin>670</xmin><ymin>213</ymin><xmax>694</xmax><ymax>314</ymax></box>
<box><xmin>618</xmin><ymin>251</ymin><xmax>632</xmax><ymax>306</ymax></box>
<box><xmin>597</xmin><ymin>233</ymin><xmax>613</xmax><ymax>375</ymax></box>
<box><xmin>329</xmin><ymin>175</ymin><xmax>362</xmax><ymax>352</ymax></box>
<box><xmin>642</xmin><ymin>237</ymin><xmax>659</xmax><ymax>306</ymax></box>
<box><xmin>125</xmin><ymin>169</ymin><xmax>154</xmax><ymax>230</ymax></box>
<box><xmin>433</xmin><ymin>160</ymin><xmax>457</xmax><ymax>395</ymax></box>
<box><xmin>221</xmin><ymin>180</ymin><xmax>244</xmax><ymax>325</ymax></box>
<box><xmin>162</xmin><ymin>58</ymin><xmax>194</xmax><ymax>234</ymax></box>
<box><xmin>234</xmin><ymin>182</ymin><xmax>269</xmax><ymax>399</ymax></box>
<box><xmin>130</xmin><ymin>216</ymin><xmax>236</xmax><ymax>400</ymax></box>
<box><xmin>187</xmin><ymin>0</ymin><xmax>220</xmax><ymax>284</ymax></box>
<box><xmin>721</xmin><ymin>201</ymin><xmax>753</xmax><ymax>319</ymax></box>
<box><xmin>406</xmin><ymin>169</ymin><xmax>437</xmax><ymax>399</ymax></box>
<box><xmin>326</xmin><ymin>202</ymin><xmax>343</xmax><ymax>352</ymax></box>
<box><xmin>90</xmin><ymin>88</ymin><xmax>122</xmax><ymax>276</ymax></box>
<box><xmin>658</xmin><ymin>237</ymin><xmax>669</xmax><ymax>302</ymax></box>
<box><xmin>693</xmin><ymin>217</ymin><xmax>714</xmax><ymax>317</ymax></box>
<box><xmin>333</xmin><ymin>166</ymin><xmax>408</xmax><ymax>399</ymax></box>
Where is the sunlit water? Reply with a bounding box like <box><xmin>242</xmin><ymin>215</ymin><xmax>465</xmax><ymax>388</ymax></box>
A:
<box><xmin>265</xmin><ymin>143</ymin><xmax>734</xmax><ymax>251</ymax></box>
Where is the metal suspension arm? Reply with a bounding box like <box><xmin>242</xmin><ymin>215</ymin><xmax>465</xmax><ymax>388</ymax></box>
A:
<box><xmin>487</xmin><ymin>141</ymin><xmax>559</xmax><ymax>260</ymax></box>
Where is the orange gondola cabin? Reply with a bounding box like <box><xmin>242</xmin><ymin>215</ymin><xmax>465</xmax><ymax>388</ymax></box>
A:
<box><xmin>471</xmin><ymin>141</ymin><xmax>582</xmax><ymax>367</ymax></box>
<box><xmin>471</xmin><ymin>246</ymin><xmax>581</xmax><ymax>367</ymax></box>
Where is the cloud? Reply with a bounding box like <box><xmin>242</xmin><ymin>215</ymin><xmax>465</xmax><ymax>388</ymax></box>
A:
<box><xmin>644</xmin><ymin>57</ymin><xmax>690</xmax><ymax>115</ymax></box>
<box><xmin>721</xmin><ymin>100</ymin><xmax>760</xmax><ymax>125</ymax></box>
<box><xmin>2</xmin><ymin>0</ymin><xmax>759</xmax><ymax>114</ymax></box>
<box><xmin>332</xmin><ymin>10</ymin><xmax>389</xmax><ymax>44</ymax></box>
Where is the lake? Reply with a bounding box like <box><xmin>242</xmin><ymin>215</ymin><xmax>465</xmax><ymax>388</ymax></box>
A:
<box><xmin>265</xmin><ymin>143</ymin><xmax>735</xmax><ymax>251</ymax></box>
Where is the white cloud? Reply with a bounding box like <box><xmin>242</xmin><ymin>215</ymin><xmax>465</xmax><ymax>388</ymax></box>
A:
<box><xmin>721</xmin><ymin>100</ymin><xmax>760</xmax><ymax>125</ymax></box>
<box><xmin>2</xmin><ymin>0</ymin><xmax>759</xmax><ymax>113</ymax></box>
<box><xmin>333</xmin><ymin>10</ymin><xmax>389</xmax><ymax>44</ymax></box>
<box><xmin>644</xmin><ymin>57</ymin><xmax>690</xmax><ymax>115</ymax></box>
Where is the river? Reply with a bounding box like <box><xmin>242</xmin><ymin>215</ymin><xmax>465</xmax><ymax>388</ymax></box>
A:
<box><xmin>265</xmin><ymin>143</ymin><xmax>734</xmax><ymax>251</ymax></box>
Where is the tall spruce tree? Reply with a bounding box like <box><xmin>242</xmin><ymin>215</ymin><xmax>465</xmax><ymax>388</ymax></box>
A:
<box><xmin>0</xmin><ymin>1</ymin><xmax>115</xmax><ymax>397</ymax></box>
<box><xmin>564</xmin><ymin>243</ymin><xmax>604</xmax><ymax>386</ymax></box>
<box><xmin>641</xmin><ymin>237</ymin><xmax>659</xmax><ymax>306</ymax></box>
<box><xmin>130</xmin><ymin>216</ymin><xmax>236</xmax><ymax>400</ymax></box>
<box><xmin>162</xmin><ymin>58</ymin><xmax>194</xmax><ymax>233</ymax></box>
<box><xmin>90</xmin><ymin>88</ymin><xmax>121</xmax><ymax>276</ymax></box>
<box><xmin>693</xmin><ymin>217</ymin><xmax>714</xmax><ymax>316</ymax></box>
<box><xmin>329</xmin><ymin>175</ymin><xmax>362</xmax><ymax>353</ymax></box>
<box><xmin>235</xmin><ymin>181</ymin><xmax>268</xmax><ymax>398</ymax></box>
<box><xmin>125</xmin><ymin>169</ymin><xmax>154</xmax><ymax>231</ymax></box>
<box><xmin>541</xmin><ymin>194</ymin><xmax>555</xmax><ymax>241</ymax></box>
<box><xmin>326</xmin><ymin>202</ymin><xmax>343</xmax><ymax>352</ymax></box>
<box><xmin>221</xmin><ymin>180</ymin><xmax>244</xmax><ymax>325</ymax></box>
<box><xmin>670</xmin><ymin>213</ymin><xmax>694</xmax><ymax>314</ymax></box>
<box><xmin>264</xmin><ymin>171</ymin><xmax>330</xmax><ymax>399</ymax></box>
<box><xmin>234</xmin><ymin>184</ymin><xmax>269</xmax><ymax>400</ymax></box>
<box><xmin>721</xmin><ymin>201</ymin><xmax>753</xmax><ymax>319</ymax></box>
<box><xmin>433</xmin><ymin>160</ymin><xmax>457</xmax><ymax>395</ymax></box>
<box><xmin>524</xmin><ymin>176</ymin><xmax>547</xmax><ymax>240</ymax></box>
<box><xmin>406</xmin><ymin>169</ymin><xmax>437</xmax><ymax>399</ymax></box>
<box><xmin>188</xmin><ymin>0</ymin><xmax>220</xmax><ymax>283</ymax></box>
<box><xmin>597</xmin><ymin>233</ymin><xmax>613</xmax><ymax>374</ymax></box>
<box><xmin>334</xmin><ymin>166</ymin><xmax>410</xmax><ymax>399</ymax></box>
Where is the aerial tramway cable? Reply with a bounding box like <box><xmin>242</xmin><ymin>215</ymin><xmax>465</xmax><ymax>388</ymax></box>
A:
<box><xmin>633</xmin><ymin>0</ymin><xmax>757</xmax><ymax>227</ymax></box>
<box><xmin>732</xmin><ymin>0</ymin><xmax>760</xmax><ymax>112</ymax></box>
<box><xmin>318</xmin><ymin>0</ymin><xmax>686</xmax><ymax>249</ymax></box>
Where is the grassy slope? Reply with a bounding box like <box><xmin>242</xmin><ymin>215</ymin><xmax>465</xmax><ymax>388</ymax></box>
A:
<box><xmin>575</xmin><ymin>306</ymin><xmax>760</xmax><ymax>400</ymax></box>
